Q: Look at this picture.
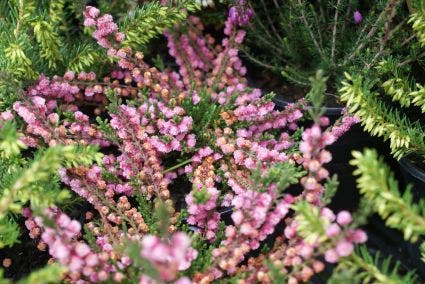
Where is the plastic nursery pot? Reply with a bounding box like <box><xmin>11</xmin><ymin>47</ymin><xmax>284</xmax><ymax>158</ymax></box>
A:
<box><xmin>365</xmin><ymin>215</ymin><xmax>425</xmax><ymax>281</ymax></box>
<box><xmin>272</xmin><ymin>93</ymin><xmax>344</xmax><ymax>118</ymax></box>
<box><xmin>399</xmin><ymin>156</ymin><xmax>425</xmax><ymax>192</ymax></box>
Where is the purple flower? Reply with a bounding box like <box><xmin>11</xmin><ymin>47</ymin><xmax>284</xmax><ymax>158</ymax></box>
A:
<box><xmin>228</xmin><ymin>7</ymin><xmax>238</xmax><ymax>23</ymax></box>
<box><xmin>354</xmin><ymin>10</ymin><xmax>363</xmax><ymax>24</ymax></box>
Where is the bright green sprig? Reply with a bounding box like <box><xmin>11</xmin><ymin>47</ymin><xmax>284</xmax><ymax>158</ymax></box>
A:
<box><xmin>330</xmin><ymin>245</ymin><xmax>418</xmax><ymax>284</ymax></box>
<box><xmin>409</xmin><ymin>7</ymin><xmax>425</xmax><ymax>47</ymax></box>
<box><xmin>292</xmin><ymin>201</ymin><xmax>327</xmax><ymax>244</ymax></box>
<box><xmin>32</xmin><ymin>19</ymin><xmax>62</xmax><ymax>68</ymax></box>
<box><xmin>351</xmin><ymin>149</ymin><xmax>425</xmax><ymax>242</ymax></box>
<box><xmin>0</xmin><ymin>144</ymin><xmax>102</xmax><ymax>218</ymax></box>
<box><xmin>120</xmin><ymin>1</ymin><xmax>200</xmax><ymax>49</ymax></box>
<box><xmin>340</xmin><ymin>73</ymin><xmax>425</xmax><ymax>159</ymax></box>
<box><xmin>17</xmin><ymin>263</ymin><xmax>65</xmax><ymax>284</ymax></box>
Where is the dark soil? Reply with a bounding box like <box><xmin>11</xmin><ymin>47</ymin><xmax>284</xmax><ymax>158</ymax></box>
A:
<box><xmin>244</xmin><ymin>59</ymin><xmax>343</xmax><ymax>108</ymax></box>
<box><xmin>0</xmin><ymin>219</ymin><xmax>50</xmax><ymax>281</ymax></box>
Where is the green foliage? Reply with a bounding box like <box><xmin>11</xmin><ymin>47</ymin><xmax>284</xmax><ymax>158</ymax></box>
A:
<box><xmin>185</xmin><ymin>233</ymin><xmax>215</xmax><ymax>276</ymax></box>
<box><xmin>0</xmin><ymin>122</ymin><xmax>101</xmax><ymax>248</ymax></box>
<box><xmin>340</xmin><ymin>4</ymin><xmax>425</xmax><ymax>160</ymax></box>
<box><xmin>252</xmin><ymin>161</ymin><xmax>305</xmax><ymax>193</ymax></box>
<box><xmin>182</xmin><ymin>88</ymin><xmax>222</xmax><ymax>146</ymax></box>
<box><xmin>409</xmin><ymin>4</ymin><xmax>425</xmax><ymax>46</ymax></box>
<box><xmin>330</xmin><ymin>245</ymin><xmax>418</xmax><ymax>284</ymax></box>
<box><xmin>245</xmin><ymin>0</ymin><xmax>403</xmax><ymax>89</ymax></box>
<box><xmin>17</xmin><ymin>263</ymin><xmax>65</xmax><ymax>284</ymax></box>
<box><xmin>322</xmin><ymin>174</ymin><xmax>339</xmax><ymax>205</ymax></box>
<box><xmin>0</xmin><ymin>216</ymin><xmax>20</xmax><ymax>248</ymax></box>
<box><xmin>119</xmin><ymin>1</ymin><xmax>200</xmax><ymax>50</ymax></box>
<box><xmin>193</xmin><ymin>187</ymin><xmax>211</xmax><ymax>204</ymax></box>
<box><xmin>305</xmin><ymin>69</ymin><xmax>327</xmax><ymax>121</ymax></box>
<box><xmin>292</xmin><ymin>201</ymin><xmax>327</xmax><ymax>244</ymax></box>
<box><xmin>340</xmin><ymin>73</ymin><xmax>425</xmax><ymax>159</ymax></box>
<box><xmin>351</xmin><ymin>149</ymin><xmax>425</xmax><ymax>242</ymax></box>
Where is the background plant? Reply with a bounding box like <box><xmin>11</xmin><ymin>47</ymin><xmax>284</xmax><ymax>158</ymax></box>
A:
<box><xmin>244</xmin><ymin>0</ymin><xmax>412</xmax><ymax>94</ymax></box>
<box><xmin>339</xmin><ymin>1</ymin><xmax>425</xmax><ymax>160</ymax></box>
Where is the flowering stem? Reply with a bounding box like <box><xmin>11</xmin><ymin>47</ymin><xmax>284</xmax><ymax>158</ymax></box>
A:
<box><xmin>162</xmin><ymin>158</ymin><xmax>193</xmax><ymax>174</ymax></box>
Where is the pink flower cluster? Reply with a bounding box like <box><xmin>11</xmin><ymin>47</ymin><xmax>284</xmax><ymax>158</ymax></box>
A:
<box><xmin>185</xmin><ymin>156</ymin><xmax>221</xmax><ymax>241</ymax></box>
<box><xmin>84</xmin><ymin>6</ymin><xmax>124</xmax><ymax>48</ymax></box>
<box><xmin>228</xmin><ymin>1</ymin><xmax>254</xmax><ymax>26</ymax></box>
<box><xmin>322</xmin><ymin>209</ymin><xmax>367</xmax><ymax>263</ymax></box>
<box><xmin>299</xmin><ymin>122</ymin><xmax>335</xmax><ymax>204</ymax></box>
<box><xmin>330</xmin><ymin>110</ymin><xmax>361</xmax><ymax>139</ymax></box>
<box><xmin>139</xmin><ymin>232</ymin><xmax>197</xmax><ymax>283</ymax></box>
<box><xmin>11</xmin><ymin>5</ymin><xmax>365</xmax><ymax>284</ymax></box>
<box><xmin>29</xmin><ymin>208</ymin><xmax>113</xmax><ymax>283</ymax></box>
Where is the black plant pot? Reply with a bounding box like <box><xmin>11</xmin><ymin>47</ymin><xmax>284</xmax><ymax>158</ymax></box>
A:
<box><xmin>272</xmin><ymin>95</ymin><xmax>345</xmax><ymax>118</ymax></box>
<box><xmin>399</xmin><ymin>157</ymin><xmax>425</xmax><ymax>192</ymax></box>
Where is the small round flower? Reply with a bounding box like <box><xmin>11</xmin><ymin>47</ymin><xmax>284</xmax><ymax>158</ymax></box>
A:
<box><xmin>335</xmin><ymin>240</ymin><xmax>354</xmax><ymax>257</ymax></box>
<box><xmin>336</xmin><ymin>211</ymin><xmax>352</xmax><ymax>226</ymax></box>
<box><xmin>324</xmin><ymin>249</ymin><xmax>339</xmax><ymax>263</ymax></box>
<box><xmin>326</xmin><ymin>224</ymin><xmax>341</xmax><ymax>238</ymax></box>
<box><xmin>354</xmin><ymin>10</ymin><xmax>363</xmax><ymax>24</ymax></box>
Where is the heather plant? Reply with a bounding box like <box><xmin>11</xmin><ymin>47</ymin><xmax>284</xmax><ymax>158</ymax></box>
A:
<box><xmin>339</xmin><ymin>1</ymin><xmax>425</xmax><ymax>161</ymax></box>
<box><xmin>0</xmin><ymin>119</ymin><xmax>100</xmax><ymax>282</ymax></box>
<box><xmin>0</xmin><ymin>4</ymin><xmax>369</xmax><ymax>283</ymax></box>
<box><xmin>0</xmin><ymin>0</ymin><xmax>198</xmax><ymax>111</ymax></box>
<box><xmin>244</xmin><ymin>0</ymin><xmax>408</xmax><ymax>92</ymax></box>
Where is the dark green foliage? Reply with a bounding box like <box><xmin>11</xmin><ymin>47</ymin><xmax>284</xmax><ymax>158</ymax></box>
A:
<box><xmin>340</xmin><ymin>3</ymin><xmax>425</xmax><ymax>160</ymax></box>
<box><xmin>245</xmin><ymin>0</ymin><xmax>407</xmax><ymax>90</ymax></box>
<box><xmin>322</xmin><ymin>174</ymin><xmax>339</xmax><ymax>205</ymax></box>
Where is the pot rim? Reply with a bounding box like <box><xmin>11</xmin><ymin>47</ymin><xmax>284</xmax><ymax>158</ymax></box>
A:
<box><xmin>272</xmin><ymin>95</ymin><xmax>344</xmax><ymax>115</ymax></box>
<box><xmin>399</xmin><ymin>157</ymin><xmax>425</xmax><ymax>183</ymax></box>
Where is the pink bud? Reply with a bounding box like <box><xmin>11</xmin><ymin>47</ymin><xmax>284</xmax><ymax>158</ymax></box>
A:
<box><xmin>336</xmin><ymin>211</ymin><xmax>352</xmax><ymax>226</ymax></box>
<box><xmin>320</xmin><ymin>208</ymin><xmax>335</xmax><ymax>222</ymax></box>
<box><xmin>354</xmin><ymin>10</ymin><xmax>363</xmax><ymax>24</ymax></box>
<box><xmin>231</xmin><ymin>210</ymin><xmax>244</xmax><ymax>225</ymax></box>
<box><xmin>324</xmin><ymin>249</ymin><xmax>339</xmax><ymax>263</ymax></box>
<box><xmin>326</xmin><ymin>224</ymin><xmax>341</xmax><ymax>238</ymax></box>
<box><xmin>335</xmin><ymin>240</ymin><xmax>354</xmax><ymax>257</ymax></box>
<box><xmin>352</xmin><ymin>229</ymin><xmax>368</xmax><ymax>243</ymax></box>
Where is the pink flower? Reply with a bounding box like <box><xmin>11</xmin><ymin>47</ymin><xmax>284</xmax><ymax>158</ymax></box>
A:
<box><xmin>231</xmin><ymin>210</ymin><xmax>244</xmax><ymax>225</ymax></box>
<box><xmin>352</xmin><ymin>229</ymin><xmax>368</xmax><ymax>243</ymax></box>
<box><xmin>324</xmin><ymin>249</ymin><xmax>339</xmax><ymax>263</ymax></box>
<box><xmin>336</xmin><ymin>211</ymin><xmax>352</xmax><ymax>226</ymax></box>
<box><xmin>354</xmin><ymin>10</ymin><xmax>363</xmax><ymax>24</ymax></box>
<box><xmin>0</xmin><ymin>111</ymin><xmax>13</xmax><ymax>121</ymax></box>
<box><xmin>335</xmin><ymin>240</ymin><xmax>354</xmax><ymax>257</ymax></box>
<box><xmin>326</xmin><ymin>224</ymin><xmax>341</xmax><ymax>238</ymax></box>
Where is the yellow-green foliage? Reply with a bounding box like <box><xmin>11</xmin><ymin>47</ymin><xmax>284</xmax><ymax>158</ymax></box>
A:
<box><xmin>1</xmin><ymin>263</ymin><xmax>65</xmax><ymax>284</ymax></box>
<box><xmin>340</xmin><ymin>73</ymin><xmax>425</xmax><ymax>159</ymax></box>
<box><xmin>409</xmin><ymin>6</ymin><xmax>425</xmax><ymax>47</ymax></box>
<box><xmin>120</xmin><ymin>1</ymin><xmax>200</xmax><ymax>49</ymax></box>
<box><xmin>351</xmin><ymin>149</ymin><xmax>425</xmax><ymax>242</ymax></box>
<box><xmin>0</xmin><ymin>122</ymin><xmax>102</xmax><ymax>248</ymax></box>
